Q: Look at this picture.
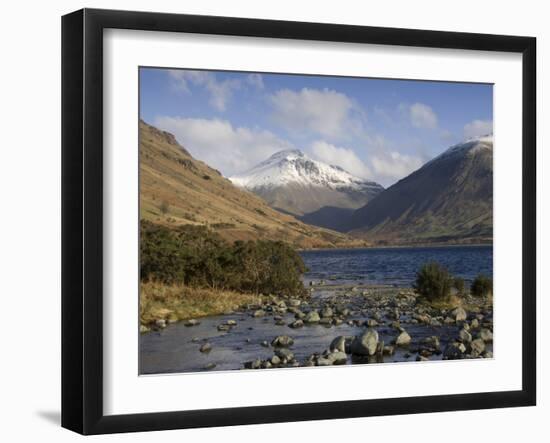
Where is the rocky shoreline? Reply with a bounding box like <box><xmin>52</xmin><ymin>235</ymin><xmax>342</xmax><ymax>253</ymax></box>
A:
<box><xmin>142</xmin><ymin>281</ymin><xmax>493</xmax><ymax>373</ymax></box>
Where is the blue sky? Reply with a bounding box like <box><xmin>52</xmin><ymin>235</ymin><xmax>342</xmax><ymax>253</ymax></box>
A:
<box><xmin>140</xmin><ymin>67</ymin><xmax>493</xmax><ymax>186</ymax></box>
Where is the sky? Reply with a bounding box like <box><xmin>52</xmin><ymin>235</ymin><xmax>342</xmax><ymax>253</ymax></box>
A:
<box><xmin>140</xmin><ymin>67</ymin><xmax>493</xmax><ymax>187</ymax></box>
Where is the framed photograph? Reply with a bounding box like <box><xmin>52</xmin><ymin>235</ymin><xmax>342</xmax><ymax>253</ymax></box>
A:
<box><xmin>62</xmin><ymin>8</ymin><xmax>536</xmax><ymax>435</ymax></box>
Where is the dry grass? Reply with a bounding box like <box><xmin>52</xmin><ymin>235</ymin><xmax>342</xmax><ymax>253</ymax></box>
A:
<box><xmin>425</xmin><ymin>294</ymin><xmax>465</xmax><ymax>310</ymax></box>
<box><xmin>140</xmin><ymin>281</ymin><xmax>261</xmax><ymax>325</ymax></box>
<box><xmin>421</xmin><ymin>293</ymin><xmax>492</xmax><ymax>313</ymax></box>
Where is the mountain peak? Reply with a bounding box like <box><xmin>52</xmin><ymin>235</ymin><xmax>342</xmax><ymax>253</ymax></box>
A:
<box><xmin>425</xmin><ymin>134</ymin><xmax>493</xmax><ymax>168</ymax></box>
<box><xmin>268</xmin><ymin>149</ymin><xmax>305</xmax><ymax>160</ymax></box>
<box><xmin>230</xmin><ymin>149</ymin><xmax>383</xmax><ymax>193</ymax></box>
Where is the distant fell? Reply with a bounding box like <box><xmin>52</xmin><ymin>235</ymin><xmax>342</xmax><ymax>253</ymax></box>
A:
<box><xmin>230</xmin><ymin>149</ymin><xmax>383</xmax><ymax>230</ymax></box>
<box><xmin>349</xmin><ymin>135</ymin><xmax>493</xmax><ymax>245</ymax></box>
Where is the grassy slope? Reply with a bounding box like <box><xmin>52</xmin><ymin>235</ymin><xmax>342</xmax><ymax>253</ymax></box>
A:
<box><xmin>139</xmin><ymin>120</ymin><xmax>367</xmax><ymax>249</ymax></box>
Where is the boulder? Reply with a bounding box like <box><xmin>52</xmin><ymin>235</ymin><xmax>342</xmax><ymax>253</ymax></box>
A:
<box><xmin>422</xmin><ymin>336</ymin><xmax>441</xmax><ymax>351</ymax></box>
<box><xmin>443</xmin><ymin>342</ymin><xmax>465</xmax><ymax>360</ymax></box>
<box><xmin>252</xmin><ymin>309</ymin><xmax>266</xmax><ymax>318</ymax></box>
<box><xmin>480</xmin><ymin>328</ymin><xmax>493</xmax><ymax>342</ymax></box>
<box><xmin>199</xmin><ymin>343</ymin><xmax>212</xmax><ymax>353</ymax></box>
<box><xmin>244</xmin><ymin>359</ymin><xmax>262</xmax><ymax>369</ymax></box>
<box><xmin>139</xmin><ymin>325</ymin><xmax>150</xmax><ymax>333</ymax></box>
<box><xmin>321</xmin><ymin>307</ymin><xmax>334</xmax><ymax>318</ymax></box>
<box><xmin>271</xmin><ymin>335</ymin><xmax>294</xmax><ymax>347</ymax></box>
<box><xmin>289</xmin><ymin>319</ymin><xmax>304</xmax><ymax>329</ymax></box>
<box><xmin>470</xmin><ymin>338</ymin><xmax>486</xmax><ymax>356</ymax></box>
<box><xmin>274</xmin><ymin>348</ymin><xmax>294</xmax><ymax>362</ymax></box>
<box><xmin>154</xmin><ymin>319</ymin><xmax>167</xmax><ymax>329</ymax></box>
<box><xmin>316</xmin><ymin>357</ymin><xmax>333</xmax><ymax>366</ymax></box>
<box><xmin>350</xmin><ymin>329</ymin><xmax>379</xmax><ymax>356</ymax></box>
<box><xmin>395</xmin><ymin>330</ymin><xmax>412</xmax><ymax>346</ymax></box>
<box><xmin>366</xmin><ymin>319</ymin><xmax>379</xmax><ymax>327</ymax></box>
<box><xmin>184</xmin><ymin>319</ymin><xmax>200</xmax><ymax>327</ymax></box>
<box><xmin>304</xmin><ymin>310</ymin><xmax>321</xmax><ymax>324</ymax></box>
<box><xmin>226</xmin><ymin>319</ymin><xmax>237</xmax><ymax>326</ymax></box>
<box><xmin>270</xmin><ymin>355</ymin><xmax>281</xmax><ymax>366</ymax></box>
<box><xmin>452</xmin><ymin>307</ymin><xmax>468</xmax><ymax>322</ymax></box>
<box><xmin>459</xmin><ymin>328</ymin><xmax>473</xmax><ymax>344</ymax></box>
<box><xmin>327</xmin><ymin>351</ymin><xmax>347</xmax><ymax>365</ymax></box>
<box><xmin>329</xmin><ymin>336</ymin><xmax>348</xmax><ymax>353</ymax></box>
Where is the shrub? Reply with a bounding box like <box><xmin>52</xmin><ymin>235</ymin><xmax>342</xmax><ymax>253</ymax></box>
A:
<box><xmin>159</xmin><ymin>200</ymin><xmax>170</xmax><ymax>215</ymax></box>
<box><xmin>413</xmin><ymin>262</ymin><xmax>453</xmax><ymax>302</ymax></box>
<box><xmin>471</xmin><ymin>274</ymin><xmax>493</xmax><ymax>297</ymax></box>
<box><xmin>140</xmin><ymin>220</ymin><xmax>307</xmax><ymax>296</ymax></box>
<box><xmin>453</xmin><ymin>277</ymin><xmax>465</xmax><ymax>295</ymax></box>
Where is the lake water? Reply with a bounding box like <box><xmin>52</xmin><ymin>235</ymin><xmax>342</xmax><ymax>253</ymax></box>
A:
<box><xmin>300</xmin><ymin>245</ymin><xmax>493</xmax><ymax>287</ymax></box>
<box><xmin>140</xmin><ymin>244</ymin><xmax>493</xmax><ymax>374</ymax></box>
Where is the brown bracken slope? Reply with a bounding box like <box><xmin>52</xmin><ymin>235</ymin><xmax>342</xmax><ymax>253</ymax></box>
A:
<box><xmin>139</xmin><ymin>120</ymin><xmax>368</xmax><ymax>249</ymax></box>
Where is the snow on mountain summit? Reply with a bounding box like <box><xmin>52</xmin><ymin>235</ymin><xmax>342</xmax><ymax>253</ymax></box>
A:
<box><xmin>230</xmin><ymin>149</ymin><xmax>383</xmax><ymax>192</ymax></box>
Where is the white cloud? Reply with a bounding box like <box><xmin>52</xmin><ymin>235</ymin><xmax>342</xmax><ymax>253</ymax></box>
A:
<box><xmin>402</xmin><ymin>102</ymin><xmax>438</xmax><ymax>129</ymax></box>
<box><xmin>439</xmin><ymin>129</ymin><xmax>454</xmax><ymax>142</ymax></box>
<box><xmin>154</xmin><ymin>116</ymin><xmax>293</xmax><ymax>176</ymax></box>
<box><xmin>463</xmin><ymin>119</ymin><xmax>493</xmax><ymax>139</ymax></box>
<box><xmin>310</xmin><ymin>141</ymin><xmax>372</xmax><ymax>178</ymax></box>
<box><xmin>246</xmin><ymin>73</ymin><xmax>264</xmax><ymax>90</ymax></box>
<box><xmin>371</xmin><ymin>151</ymin><xmax>424</xmax><ymax>182</ymax></box>
<box><xmin>168</xmin><ymin>70</ymin><xmax>240</xmax><ymax>111</ymax></box>
<box><xmin>269</xmin><ymin>88</ymin><xmax>361</xmax><ymax>138</ymax></box>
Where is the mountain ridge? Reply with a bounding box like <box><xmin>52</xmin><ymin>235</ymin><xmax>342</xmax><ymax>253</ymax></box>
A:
<box><xmin>139</xmin><ymin>120</ymin><xmax>369</xmax><ymax>249</ymax></box>
<box><xmin>349</xmin><ymin>135</ymin><xmax>493</xmax><ymax>245</ymax></box>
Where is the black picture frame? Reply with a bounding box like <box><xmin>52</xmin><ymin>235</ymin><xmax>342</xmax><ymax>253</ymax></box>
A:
<box><xmin>62</xmin><ymin>8</ymin><xmax>537</xmax><ymax>435</ymax></box>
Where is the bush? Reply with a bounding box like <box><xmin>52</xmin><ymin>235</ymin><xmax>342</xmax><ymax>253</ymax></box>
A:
<box><xmin>159</xmin><ymin>200</ymin><xmax>170</xmax><ymax>215</ymax></box>
<box><xmin>471</xmin><ymin>274</ymin><xmax>493</xmax><ymax>297</ymax></box>
<box><xmin>413</xmin><ymin>262</ymin><xmax>453</xmax><ymax>302</ymax></box>
<box><xmin>453</xmin><ymin>277</ymin><xmax>465</xmax><ymax>295</ymax></box>
<box><xmin>140</xmin><ymin>220</ymin><xmax>307</xmax><ymax>296</ymax></box>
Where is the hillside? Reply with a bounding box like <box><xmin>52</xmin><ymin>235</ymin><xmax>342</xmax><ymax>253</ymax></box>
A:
<box><xmin>349</xmin><ymin>136</ymin><xmax>493</xmax><ymax>245</ymax></box>
<box><xmin>230</xmin><ymin>149</ymin><xmax>383</xmax><ymax>231</ymax></box>
<box><xmin>139</xmin><ymin>120</ymin><xmax>368</xmax><ymax>249</ymax></box>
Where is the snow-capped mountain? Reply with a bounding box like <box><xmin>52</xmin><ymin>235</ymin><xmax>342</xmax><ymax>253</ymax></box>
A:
<box><xmin>231</xmin><ymin>149</ymin><xmax>382</xmax><ymax>193</ymax></box>
<box><xmin>350</xmin><ymin>135</ymin><xmax>493</xmax><ymax>245</ymax></box>
<box><xmin>426</xmin><ymin>134</ymin><xmax>493</xmax><ymax>166</ymax></box>
<box><xmin>230</xmin><ymin>149</ymin><xmax>384</xmax><ymax>231</ymax></box>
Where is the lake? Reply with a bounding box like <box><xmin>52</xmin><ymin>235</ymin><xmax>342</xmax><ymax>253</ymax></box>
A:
<box><xmin>140</xmin><ymin>244</ymin><xmax>493</xmax><ymax>374</ymax></box>
<box><xmin>300</xmin><ymin>244</ymin><xmax>493</xmax><ymax>287</ymax></box>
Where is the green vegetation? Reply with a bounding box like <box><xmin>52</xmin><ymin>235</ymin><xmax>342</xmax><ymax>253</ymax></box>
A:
<box><xmin>471</xmin><ymin>274</ymin><xmax>493</xmax><ymax>297</ymax></box>
<box><xmin>413</xmin><ymin>262</ymin><xmax>453</xmax><ymax>302</ymax></box>
<box><xmin>140</xmin><ymin>220</ymin><xmax>307</xmax><ymax>297</ymax></box>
